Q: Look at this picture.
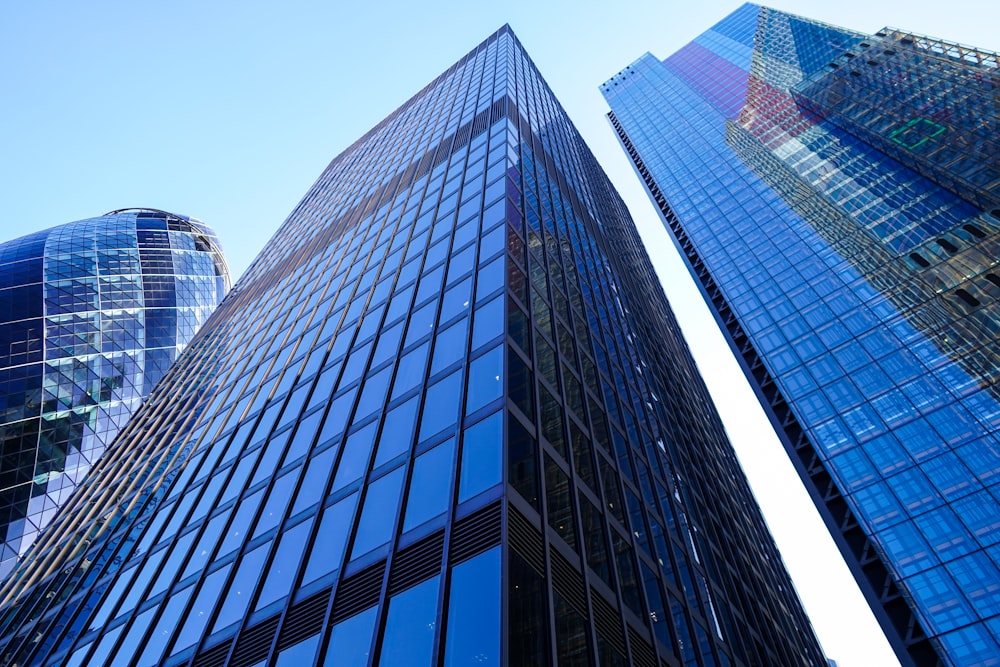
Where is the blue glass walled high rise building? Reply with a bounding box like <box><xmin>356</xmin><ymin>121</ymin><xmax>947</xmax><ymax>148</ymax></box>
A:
<box><xmin>0</xmin><ymin>26</ymin><xmax>825</xmax><ymax>667</ymax></box>
<box><xmin>603</xmin><ymin>5</ymin><xmax>1000</xmax><ymax>666</ymax></box>
<box><xmin>0</xmin><ymin>209</ymin><xmax>230</xmax><ymax>580</ymax></box>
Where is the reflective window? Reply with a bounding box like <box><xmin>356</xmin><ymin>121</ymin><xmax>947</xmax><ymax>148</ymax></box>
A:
<box><xmin>465</xmin><ymin>345</ymin><xmax>503</xmax><ymax>415</ymax></box>
<box><xmin>458</xmin><ymin>411</ymin><xmax>503</xmax><ymax>503</ymax></box>
<box><xmin>255</xmin><ymin>519</ymin><xmax>313</xmax><ymax>610</ymax></box>
<box><xmin>302</xmin><ymin>492</ymin><xmax>359</xmax><ymax>585</ymax></box>
<box><xmin>544</xmin><ymin>454</ymin><xmax>577</xmax><ymax>549</ymax></box>
<box><xmin>252</xmin><ymin>471</ymin><xmax>298</xmax><ymax>537</ymax></box>
<box><xmin>212</xmin><ymin>543</ymin><xmax>269</xmax><ymax>632</ymax></box>
<box><xmin>418</xmin><ymin>370</ymin><xmax>463</xmax><ymax>441</ymax></box>
<box><xmin>471</xmin><ymin>295</ymin><xmax>504</xmax><ymax>349</ymax></box>
<box><xmin>137</xmin><ymin>585</ymin><xmax>194</xmax><ymax>666</ymax></box>
<box><xmin>292</xmin><ymin>447</ymin><xmax>337</xmax><ymax>514</ymax></box>
<box><xmin>218</xmin><ymin>489</ymin><xmax>263</xmax><ymax>556</ymax></box>
<box><xmin>332</xmin><ymin>423</ymin><xmax>377</xmax><ymax>491</ymax></box>
<box><xmin>377</xmin><ymin>576</ymin><xmax>440</xmax><ymax>666</ymax></box>
<box><xmin>554</xmin><ymin>591</ymin><xmax>590</xmax><ymax>666</ymax></box>
<box><xmin>404</xmin><ymin>438</ymin><xmax>455</xmax><ymax>530</ymax></box>
<box><xmin>431</xmin><ymin>320</ymin><xmax>468</xmax><ymax>374</ymax></box>
<box><xmin>443</xmin><ymin>547</ymin><xmax>501</xmax><ymax>666</ymax></box>
<box><xmin>374</xmin><ymin>396</ymin><xmax>419</xmax><ymax>466</ymax></box>
<box><xmin>276</xmin><ymin>635</ymin><xmax>320</xmax><ymax>666</ymax></box>
<box><xmin>508</xmin><ymin>415</ymin><xmax>539</xmax><ymax>509</ymax></box>
<box><xmin>351</xmin><ymin>465</ymin><xmax>406</xmax><ymax>559</ymax></box>
<box><xmin>508</xmin><ymin>552</ymin><xmax>547</xmax><ymax>665</ymax></box>
<box><xmin>392</xmin><ymin>342</ymin><xmax>429</xmax><ymax>398</ymax></box>
<box><xmin>322</xmin><ymin>606</ymin><xmax>378</xmax><ymax>667</ymax></box>
<box><xmin>171</xmin><ymin>564</ymin><xmax>233</xmax><ymax>655</ymax></box>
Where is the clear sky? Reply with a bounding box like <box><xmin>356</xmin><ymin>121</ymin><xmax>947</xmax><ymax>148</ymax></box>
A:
<box><xmin>2</xmin><ymin>1</ymin><xmax>996</xmax><ymax>665</ymax></box>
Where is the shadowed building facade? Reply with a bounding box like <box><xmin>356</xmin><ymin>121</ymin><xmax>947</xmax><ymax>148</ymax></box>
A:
<box><xmin>0</xmin><ymin>27</ymin><xmax>824</xmax><ymax>667</ymax></box>
<box><xmin>0</xmin><ymin>209</ymin><xmax>230</xmax><ymax>580</ymax></box>
<box><xmin>602</xmin><ymin>5</ymin><xmax>1000</xmax><ymax>666</ymax></box>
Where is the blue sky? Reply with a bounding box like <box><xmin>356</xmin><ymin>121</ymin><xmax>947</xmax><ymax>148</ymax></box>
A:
<box><xmin>3</xmin><ymin>1</ymin><xmax>997</xmax><ymax>665</ymax></box>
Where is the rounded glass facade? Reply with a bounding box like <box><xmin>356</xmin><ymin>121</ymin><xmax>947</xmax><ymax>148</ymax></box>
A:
<box><xmin>0</xmin><ymin>208</ymin><xmax>230</xmax><ymax>578</ymax></box>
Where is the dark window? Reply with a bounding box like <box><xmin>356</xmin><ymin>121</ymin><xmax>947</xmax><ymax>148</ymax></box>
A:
<box><xmin>508</xmin><ymin>552</ymin><xmax>548</xmax><ymax>665</ymax></box>
<box><xmin>936</xmin><ymin>239</ymin><xmax>959</xmax><ymax>253</ymax></box>
<box><xmin>956</xmin><ymin>289</ymin><xmax>980</xmax><ymax>307</ymax></box>
<box><xmin>508</xmin><ymin>415</ymin><xmax>539</xmax><ymax>509</ymax></box>
<box><xmin>964</xmin><ymin>224</ymin><xmax>986</xmax><ymax>239</ymax></box>
<box><xmin>544</xmin><ymin>454</ymin><xmax>577</xmax><ymax>549</ymax></box>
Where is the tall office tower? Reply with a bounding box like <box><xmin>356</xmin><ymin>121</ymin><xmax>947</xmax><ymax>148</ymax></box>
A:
<box><xmin>602</xmin><ymin>5</ymin><xmax>1000</xmax><ymax>666</ymax></box>
<box><xmin>0</xmin><ymin>209</ymin><xmax>230</xmax><ymax>580</ymax></box>
<box><xmin>0</xmin><ymin>26</ymin><xmax>824</xmax><ymax>667</ymax></box>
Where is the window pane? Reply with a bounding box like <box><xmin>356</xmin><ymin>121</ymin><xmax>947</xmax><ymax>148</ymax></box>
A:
<box><xmin>458</xmin><ymin>411</ymin><xmax>502</xmax><ymax>503</ymax></box>
<box><xmin>276</xmin><ymin>635</ymin><xmax>320</xmax><ymax>667</ymax></box>
<box><xmin>256</xmin><ymin>519</ymin><xmax>313</xmax><ymax>610</ymax></box>
<box><xmin>351</xmin><ymin>466</ymin><xmax>406</xmax><ymax>559</ymax></box>
<box><xmin>212</xmin><ymin>543</ymin><xmax>268</xmax><ymax>632</ymax></box>
<box><xmin>374</xmin><ymin>396</ymin><xmax>419</xmax><ymax>467</ymax></box>
<box><xmin>404</xmin><ymin>439</ymin><xmax>456</xmax><ymax>531</ymax></box>
<box><xmin>137</xmin><ymin>585</ymin><xmax>194</xmax><ymax>666</ymax></box>
<box><xmin>509</xmin><ymin>552</ymin><xmax>547</xmax><ymax>665</ymax></box>
<box><xmin>471</xmin><ymin>295</ymin><xmax>503</xmax><ymax>350</ymax></box>
<box><xmin>377</xmin><ymin>576</ymin><xmax>440</xmax><ymax>666</ymax></box>
<box><xmin>431</xmin><ymin>320</ymin><xmax>468</xmax><ymax>374</ymax></box>
<box><xmin>303</xmin><ymin>492</ymin><xmax>359</xmax><ymax>584</ymax></box>
<box><xmin>323</xmin><ymin>606</ymin><xmax>377</xmax><ymax>667</ymax></box>
<box><xmin>554</xmin><ymin>591</ymin><xmax>590</xmax><ymax>666</ymax></box>
<box><xmin>465</xmin><ymin>345</ymin><xmax>502</xmax><ymax>415</ymax></box>
<box><xmin>443</xmin><ymin>547</ymin><xmax>501</xmax><ymax>667</ymax></box>
<box><xmin>171</xmin><ymin>564</ymin><xmax>232</xmax><ymax>655</ymax></box>
<box><xmin>332</xmin><ymin>422</ymin><xmax>377</xmax><ymax>491</ymax></box>
<box><xmin>418</xmin><ymin>370</ymin><xmax>463</xmax><ymax>441</ymax></box>
<box><xmin>391</xmin><ymin>342</ymin><xmax>429</xmax><ymax>399</ymax></box>
<box><xmin>252</xmin><ymin>471</ymin><xmax>298</xmax><ymax>538</ymax></box>
<box><xmin>544</xmin><ymin>454</ymin><xmax>577</xmax><ymax>550</ymax></box>
<box><xmin>292</xmin><ymin>447</ymin><xmax>337</xmax><ymax>514</ymax></box>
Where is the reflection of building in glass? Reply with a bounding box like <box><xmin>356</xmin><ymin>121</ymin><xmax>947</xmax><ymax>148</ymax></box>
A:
<box><xmin>0</xmin><ymin>26</ymin><xmax>825</xmax><ymax>667</ymax></box>
<box><xmin>0</xmin><ymin>209</ymin><xmax>230</xmax><ymax>579</ymax></box>
<box><xmin>603</xmin><ymin>4</ymin><xmax>1000</xmax><ymax>666</ymax></box>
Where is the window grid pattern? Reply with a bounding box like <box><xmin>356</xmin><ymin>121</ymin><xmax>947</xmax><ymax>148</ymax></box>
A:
<box><xmin>0</xmin><ymin>209</ymin><xmax>230</xmax><ymax>580</ymax></box>
<box><xmin>1</xmin><ymin>26</ymin><xmax>821</xmax><ymax>667</ymax></box>
<box><xmin>603</xmin><ymin>4</ymin><xmax>1000</xmax><ymax>666</ymax></box>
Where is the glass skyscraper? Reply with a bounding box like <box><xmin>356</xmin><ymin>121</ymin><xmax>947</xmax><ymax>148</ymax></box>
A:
<box><xmin>0</xmin><ymin>26</ymin><xmax>825</xmax><ymax>667</ymax></box>
<box><xmin>602</xmin><ymin>5</ymin><xmax>1000</xmax><ymax>666</ymax></box>
<box><xmin>0</xmin><ymin>209</ymin><xmax>230</xmax><ymax>580</ymax></box>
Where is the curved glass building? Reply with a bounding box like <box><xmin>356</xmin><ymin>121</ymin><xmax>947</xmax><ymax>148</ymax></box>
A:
<box><xmin>0</xmin><ymin>209</ymin><xmax>230</xmax><ymax>578</ymax></box>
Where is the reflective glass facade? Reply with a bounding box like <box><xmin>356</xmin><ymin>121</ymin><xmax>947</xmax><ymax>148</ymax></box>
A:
<box><xmin>0</xmin><ymin>27</ymin><xmax>824</xmax><ymax>667</ymax></box>
<box><xmin>0</xmin><ymin>209</ymin><xmax>230</xmax><ymax>580</ymax></box>
<box><xmin>602</xmin><ymin>5</ymin><xmax>1000</xmax><ymax>666</ymax></box>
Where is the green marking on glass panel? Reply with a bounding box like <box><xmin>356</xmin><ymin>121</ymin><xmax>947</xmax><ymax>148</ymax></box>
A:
<box><xmin>889</xmin><ymin>117</ymin><xmax>947</xmax><ymax>149</ymax></box>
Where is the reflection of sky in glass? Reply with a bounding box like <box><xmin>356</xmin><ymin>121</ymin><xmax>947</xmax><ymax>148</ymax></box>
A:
<box><xmin>0</xmin><ymin>209</ymin><xmax>229</xmax><ymax>579</ymax></box>
<box><xmin>603</xmin><ymin>5</ymin><xmax>1000</xmax><ymax>663</ymax></box>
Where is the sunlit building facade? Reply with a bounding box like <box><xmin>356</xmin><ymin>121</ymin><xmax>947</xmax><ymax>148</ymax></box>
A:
<box><xmin>0</xmin><ymin>209</ymin><xmax>230</xmax><ymax>580</ymax></box>
<box><xmin>602</xmin><ymin>5</ymin><xmax>1000</xmax><ymax>666</ymax></box>
<box><xmin>0</xmin><ymin>26</ymin><xmax>825</xmax><ymax>667</ymax></box>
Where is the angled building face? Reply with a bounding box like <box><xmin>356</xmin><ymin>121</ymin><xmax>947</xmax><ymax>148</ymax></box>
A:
<box><xmin>602</xmin><ymin>5</ymin><xmax>1000</xmax><ymax>666</ymax></box>
<box><xmin>0</xmin><ymin>209</ymin><xmax>230</xmax><ymax>579</ymax></box>
<box><xmin>0</xmin><ymin>27</ymin><xmax>824</xmax><ymax>667</ymax></box>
